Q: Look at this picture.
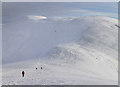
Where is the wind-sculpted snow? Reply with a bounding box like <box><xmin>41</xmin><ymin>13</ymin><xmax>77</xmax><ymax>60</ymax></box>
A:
<box><xmin>3</xmin><ymin>16</ymin><xmax>118</xmax><ymax>63</ymax></box>
<box><xmin>2</xmin><ymin>16</ymin><xmax>118</xmax><ymax>85</ymax></box>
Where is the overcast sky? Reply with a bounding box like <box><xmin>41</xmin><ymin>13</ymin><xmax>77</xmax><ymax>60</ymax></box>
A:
<box><xmin>2</xmin><ymin>2</ymin><xmax>118</xmax><ymax>24</ymax></box>
<box><xmin>2</xmin><ymin>0</ymin><xmax>119</xmax><ymax>2</ymax></box>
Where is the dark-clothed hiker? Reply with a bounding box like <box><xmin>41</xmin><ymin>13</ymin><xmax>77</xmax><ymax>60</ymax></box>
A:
<box><xmin>36</xmin><ymin>68</ymin><xmax>37</xmax><ymax>70</ymax></box>
<box><xmin>41</xmin><ymin>67</ymin><xmax>42</xmax><ymax>69</ymax></box>
<box><xmin>22</xmin><ymin>71</ymin><xmax>25</xmax><ymax>77</ymax></box>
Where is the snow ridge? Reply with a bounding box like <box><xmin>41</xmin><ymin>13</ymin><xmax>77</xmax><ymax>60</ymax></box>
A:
<box><xmin>2</xmin><ymin>16</ymin><xmax>118</xmax><ymax>85</ymax></box>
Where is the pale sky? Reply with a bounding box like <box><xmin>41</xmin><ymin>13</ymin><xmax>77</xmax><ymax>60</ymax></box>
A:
<box><xmin>1</xmin><ymin>0</ymin><xmax>120</xmax><ymax>2</ymax></box>
<box><xmin>3</xmin><ymin>2</ymin><xmax>118</xmax><ymax>24</ymax></box>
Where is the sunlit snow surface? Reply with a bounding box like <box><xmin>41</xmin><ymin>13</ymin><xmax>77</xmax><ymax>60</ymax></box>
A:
<box><xmin>2</xmin><ymin>16</ymin><xmax>118</xmax><ymax>85</ymax></box>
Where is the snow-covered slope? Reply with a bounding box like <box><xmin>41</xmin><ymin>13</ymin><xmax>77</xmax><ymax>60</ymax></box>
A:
<box><xmin>3</xmin><ymin>16</ymin><xmax>118</xmax><ymax>63</ymax></box>
<box><xmin>2</xmin><ymin>16</ymin><xmax>118</xmax><ymax>85</ymax></box>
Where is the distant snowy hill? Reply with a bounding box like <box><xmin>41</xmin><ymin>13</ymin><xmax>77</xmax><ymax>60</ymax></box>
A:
<box><xmin>3</xmin><ymin>16</ymin><xmax>118</xmax><ymax>63</ymax></box>
<box><xmin>2</xmin><ymin>16</ymin><xmax>118</xmax><ymax>85</ymax></box>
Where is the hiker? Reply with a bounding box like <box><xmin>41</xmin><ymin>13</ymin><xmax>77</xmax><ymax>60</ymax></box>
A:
<box><xmin>41</xmin><ymin>67</ymin><xmax>42</xmax><ymax>70</ymax></box>
<box><xmin>22</xmin><ymin>71</ymin><xmax>25</xmax><ymax>77</ymax></box>
<box><xmin>36</xmin><ymin>68</ymin><xmax>37</xmax><ymax>70</ymax></box>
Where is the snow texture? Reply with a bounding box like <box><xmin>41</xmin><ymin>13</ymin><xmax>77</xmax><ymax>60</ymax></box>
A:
<box><xmin>2</xmin><ymin>16</ymin><xmax>118</xmax><ymax>85</ymax></box>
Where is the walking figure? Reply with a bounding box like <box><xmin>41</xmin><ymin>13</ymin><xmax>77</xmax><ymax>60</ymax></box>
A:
<box><xmin>41</xmin><ymin>67</ymin><xmax>42</xmax><ymax>70</ymax></box>
<box><xmin>22</xmin><ymin>71</ymin><xmax>25</xmax><ymax>77</ymax></box>
<box><xmin>36</xmin><ymin>68</ymin><xmax>37</xmax><ymax>70</ymax></box>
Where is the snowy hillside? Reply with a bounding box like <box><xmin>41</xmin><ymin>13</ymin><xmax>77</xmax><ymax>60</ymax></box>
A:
<box><xmin>3</xmin><ymin>16</ymin><xmax>118</xmax><ymax>63</ymax></box>
<box><xmin>2</xmin><ymin>16</ymin><xmax>118</xmax><ymax>85</ymax></box>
